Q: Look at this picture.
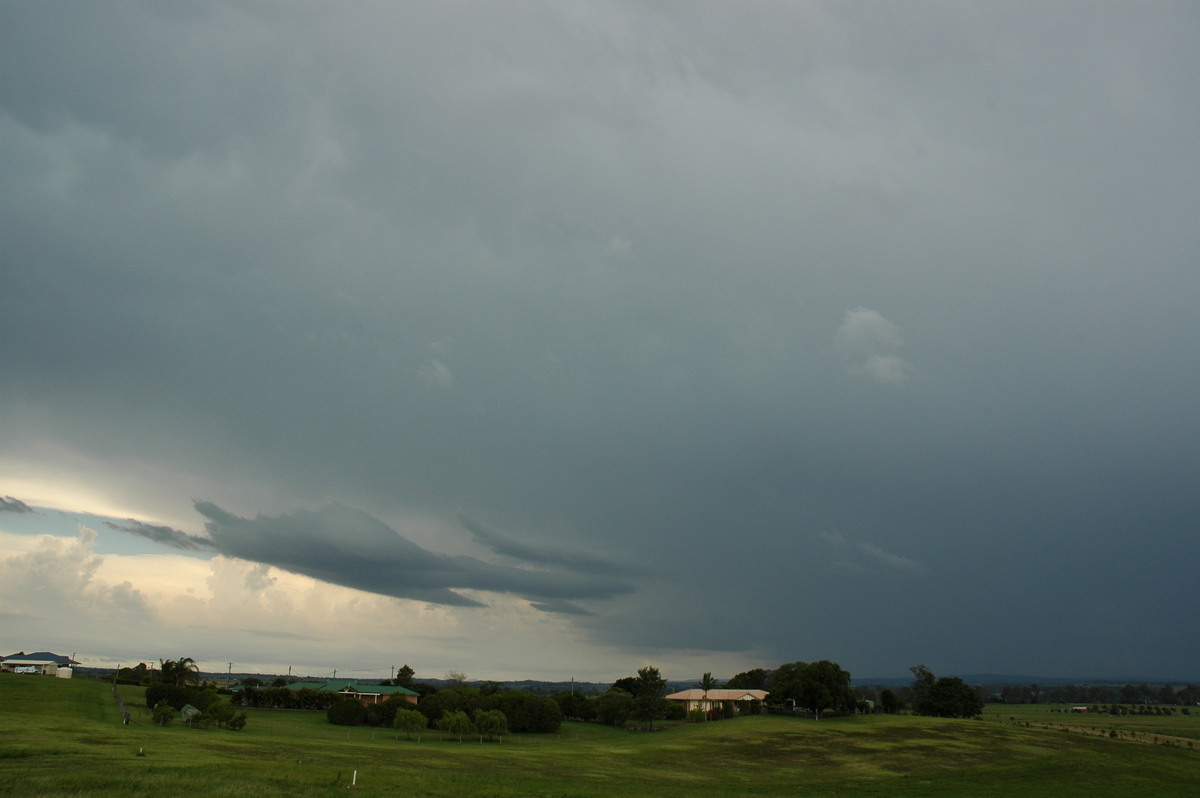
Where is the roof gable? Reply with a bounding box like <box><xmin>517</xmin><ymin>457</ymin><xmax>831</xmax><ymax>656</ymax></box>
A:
<box><xmin>665</xmin><ymin>688</ymin><xmax>769</xmax><ymax>702</ymax></box>
<box><xmin>1</xmin><ymin>651</ymin><xmax>79</xmax><ymax>665</ymax></box>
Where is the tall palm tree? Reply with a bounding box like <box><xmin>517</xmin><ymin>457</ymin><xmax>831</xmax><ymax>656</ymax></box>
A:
<box><xmin>699</xmin><ymin>672</ymin><xmax>719</xmax><ymax>720</ymax></box>
<box><xmin>158</xmin><ymin>657</ymin><xmax>200</xmax><ymax>686</ymax></box>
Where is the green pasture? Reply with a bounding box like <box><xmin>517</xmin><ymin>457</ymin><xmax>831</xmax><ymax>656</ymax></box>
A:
<box><xmin>2</xmin><ymin>675</ymin><xmax>1198</xmax><ymax>796</ymax></box>
<box><xmin>982</xmin><ymin>703</ymin><xmax>1200</xmax><ymax>744</ymax></box>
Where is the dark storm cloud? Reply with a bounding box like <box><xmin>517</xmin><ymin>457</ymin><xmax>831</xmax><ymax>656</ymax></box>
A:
<box><xmin>106</xmin><ymin>520</ymin><xmax>216</xmax><ymax>552</ymax></box>
<box><xmin>1</xmin><ymin>497</ymin><xmax>34</xmax><ymax>514</ymax></box>
<box><xmin>3</xmin><ymin>1</ymin><xmax>1200</xmax><ymax>678</ymax></box>
<box><xmin>230</xmin><ymin>628</ymin><xmax>322</xmax><ymax>643</ymax></box>
<box><xmin>459</xmin><ymin>514</ymin><xmax>642</xmax><ymax>577</ymax></box>
<box><xmin>192</xmin><ymin>501</ymin><xmax>633</xmax><ymax>612</ymax></box>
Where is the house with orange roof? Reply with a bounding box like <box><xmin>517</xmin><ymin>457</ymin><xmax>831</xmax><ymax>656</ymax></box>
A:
<box><xmin>665</xmin><ymin>688</ymin><xmax>768</xmax><ymax>714</ymax></box>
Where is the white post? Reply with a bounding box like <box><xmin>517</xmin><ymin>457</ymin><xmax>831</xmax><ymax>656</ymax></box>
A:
<box><xmin>352</xmin><ymin>770</ymin><xmax>357</xmax><ymax>786</ymax></box>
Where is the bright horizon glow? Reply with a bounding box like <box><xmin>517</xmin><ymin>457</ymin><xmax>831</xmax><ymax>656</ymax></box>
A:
<box><xmin>0</xmin><ymin>509</ymin><xmax>765</xmax><ymax>683</ymax></box>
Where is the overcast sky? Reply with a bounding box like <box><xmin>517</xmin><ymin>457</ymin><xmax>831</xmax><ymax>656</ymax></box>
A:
<box><xmin>3</xmin><ymin>1</ymin><xmax>1199</xmax><ymax>683</ymax></box>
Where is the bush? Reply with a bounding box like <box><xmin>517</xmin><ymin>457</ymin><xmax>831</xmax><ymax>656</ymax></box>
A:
<box><xmin>146</xmin><ymin>684</ymin><xmax>219</xmax><ymax>713</ymax></box>
<box><xmin>234</xmin><ymin>686</ymin><xmax>340</xmax><ymax>711</ymax></box>
<box><xmin>920</xmin><ymin>677</ymin><xmax>984</xmax><ymax>719</ymax></box>
<box><xmin>199</xmin><ymin>700</ymin><xmax>246</xmax><ymax>730</ymax></box>
<box><xmin>327</xmin><ymin>698</ymin><xmax>367</xmax><ymax>726</ymax></box>
<box><xmin>393</xmin><ymin>707</ymin><xmax>427</xmax><ymax>739</ymax></box>
<box><xmin>366</xmin><ymin>696</ymin><xmax>417</xmax><ymax>727</ymax></box>
<box><xmin>474</xmin><ymin>708</ymin><xmax>508</xmax><ymax>740</ymax></box>
<box><xmin>418</xmin><ymin>686</ymin><xmax>480</xmax><ymax>727</ymax></box>
<box><xmin>551</xmin><ymin>691</ymin><xmax>596</xmax><ymax>722</ymax></box>
<box><xmin>436</xmin><ymin>710</ymin><xmax>474</xmax><ymax>741</ymax></box>
<box><xmin>596</xmin><ymin>690</ymin><xmax>633</xmax><ymax>727</ymax></box>
<box><xmin>529</xmin><ymin>695</ymin><xmax>563</xmax><ymax>733</ymax></box>
<box><xmin>152</xmin><ymin>701</ymin><xmax>175</xmax><ymax>726</ymax></box>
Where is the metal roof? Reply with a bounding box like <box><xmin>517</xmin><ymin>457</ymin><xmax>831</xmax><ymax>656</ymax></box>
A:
<box><xmin>0</xmin><ymin>651</ymin><xmax>80</xmax><ymax>665</ymax></box>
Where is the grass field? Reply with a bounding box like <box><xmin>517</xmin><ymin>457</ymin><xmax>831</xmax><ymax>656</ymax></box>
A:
<box><xmin>2</xmin><ymin>675</ymin><xmax>1199</xmax><ymax>796</ymax></box>
<box><xmin>981</xmin><ymin>703</ymin><xmax>1200</xmax><ymax>746</ymax></box>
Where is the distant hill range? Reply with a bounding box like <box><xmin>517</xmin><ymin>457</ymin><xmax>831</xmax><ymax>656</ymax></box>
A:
<box><xmin>852</xmin><ymin>674</ymin><xmax>1193</xmax><ymax>688</ymax></box>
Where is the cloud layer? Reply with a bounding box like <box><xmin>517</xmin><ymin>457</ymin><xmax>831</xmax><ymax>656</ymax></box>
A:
<box><xmin>193</xmin><ymin>502</ymin><xmax>632</xmax><ymax>613</ymax></box>
<box><xmin>3</xmin><ymin>1</ymin><xmax>1199</xmax><ymax>680</ymax></box>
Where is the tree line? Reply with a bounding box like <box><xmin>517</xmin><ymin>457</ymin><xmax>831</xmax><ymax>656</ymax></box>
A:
<box><xmin>852</xmin><ymin>670</ymin><xmax>1200</xmax><ymax>714</ymax></box>
<box><xmin>303</xmin><ymin>660</ymin><xmax>860</xmax><ymax>734</ymax></box>
<box><xmin>988</xmin><ymin>681</ymin><xmax>1199</xmax><ymax>706</ymax></box>
<box><xmin>331</xmin><ymin>681</ymin><xmax>564</xmax><ymax>734</ymax></box>
<box><xmin>142</xmin><ymin>656</ymin><xmax>1150</xmax><ymax>734</ymax></box>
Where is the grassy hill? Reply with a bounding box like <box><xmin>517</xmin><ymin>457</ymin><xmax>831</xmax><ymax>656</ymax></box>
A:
<box><xmin>2</xmin><ymin>673</ymin><xmax>1199</xmax><ymax>796</ymax></box>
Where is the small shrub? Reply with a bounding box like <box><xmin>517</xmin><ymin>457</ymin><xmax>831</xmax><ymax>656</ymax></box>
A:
<box><xmin>152</xmin><ymin>701</ymin><xmax>175</xmax><ymax>727</ymax></box>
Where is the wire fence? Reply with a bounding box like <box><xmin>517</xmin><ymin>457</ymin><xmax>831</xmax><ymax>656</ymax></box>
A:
<box><xmin>113</xmin><ymin>682</ymin><xmax>134</xmax><ymax>725</ymax></box>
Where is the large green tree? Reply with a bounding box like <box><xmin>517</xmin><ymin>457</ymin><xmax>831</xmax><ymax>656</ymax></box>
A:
<box><xmin>631</xmin><ymin>666</ymin><xmax>669</xmax><ymax>731</ymax></box>
<box><xmin>611</xmin><ymin>676</ymin><xmax>640</xmax><ymax>695</ymax></box>
<box><xmin>909</xmin><ymin>665</ymin><xmax>935</xmax><ymax>712</ymax></box>
<box><xmin>921</xmin><ymin>676</ymin><xmax>984</xmax><ymax>718</ymax></box>
<box><xmin>394</xmin><ymin>664</ymin><xmax>416</xmax><ymax>688</ymax></box>
<box><xmin>726</xmin><ymin>668</ymin><xmax>767</xmax><ymax>690</ymax></box>
<box><xmin>771</xmin><ymin>660</ymin><xmax>855</xmax><ymax>719</ymax></box>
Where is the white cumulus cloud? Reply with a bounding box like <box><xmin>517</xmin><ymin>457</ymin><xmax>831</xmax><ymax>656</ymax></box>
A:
<box><xmin>835</xmin><ymin>307</ymin><xmax>913</xmax><ymax>385</ymax></box>
<box><xmin>419</xmin><ymin>358</ymin><xmax>455</xmax><ymax>389</ymax></box>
